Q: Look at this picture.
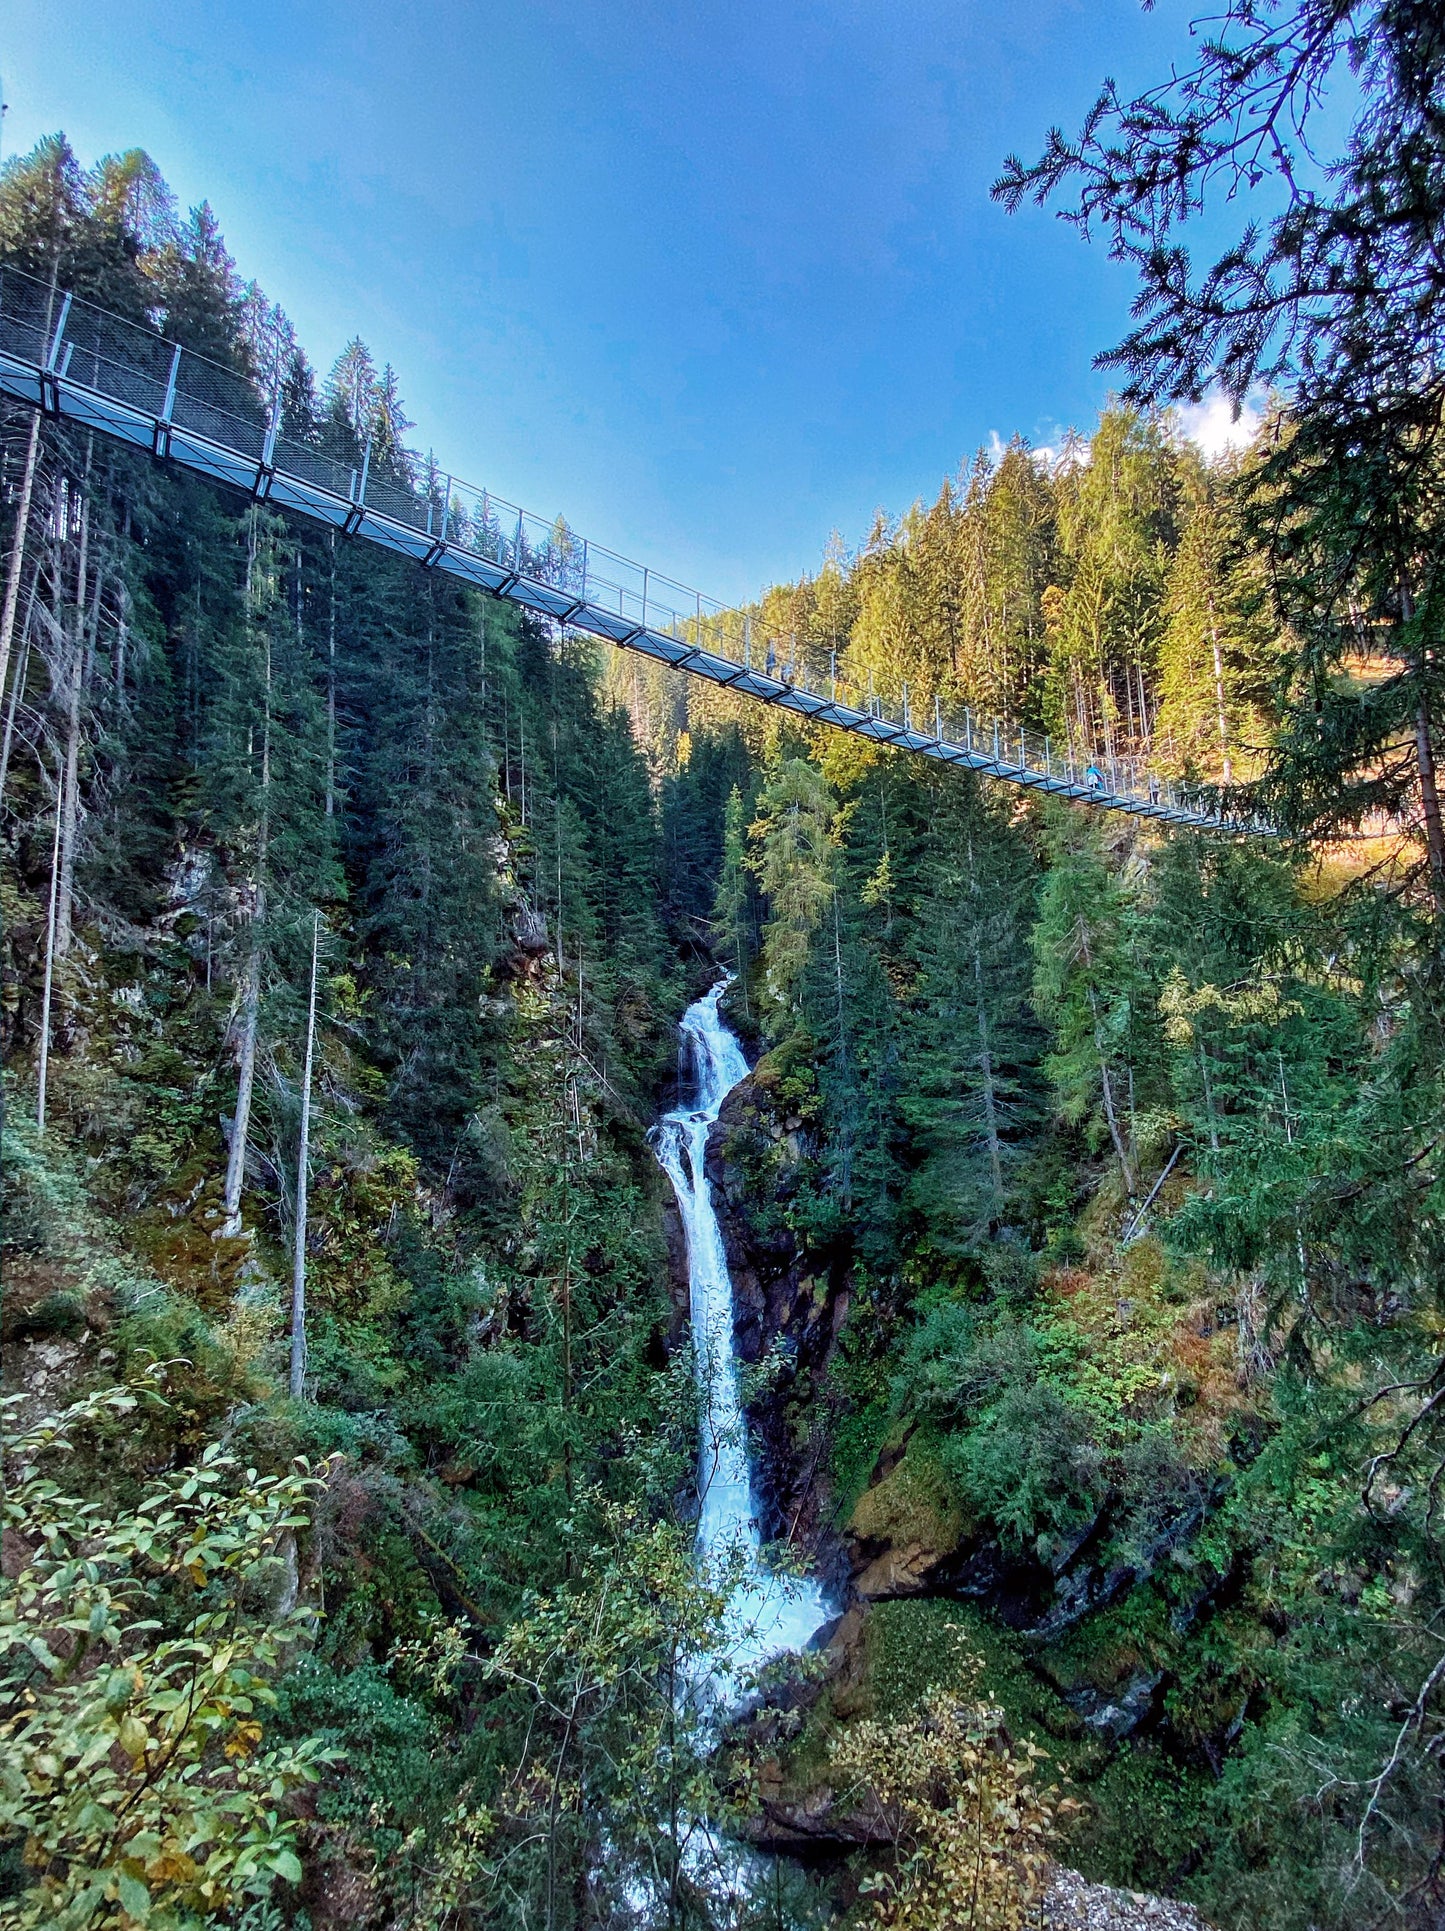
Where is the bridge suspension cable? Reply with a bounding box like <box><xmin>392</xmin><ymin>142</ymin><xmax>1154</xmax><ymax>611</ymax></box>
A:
<box><xmin>0</xmin><ymin>264</ymin><xmax>1272</xmax><ymax>836</ymax></box>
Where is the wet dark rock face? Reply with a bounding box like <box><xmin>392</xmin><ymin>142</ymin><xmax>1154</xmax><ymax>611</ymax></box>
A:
<box><xmin>843</xmin><ymin>1461</ymin><xmax>1241</xmax><ymax>1754</ymax></box>
<box><xmin>659</xmin><ymin>1188</ymin><xmax>691</xmax><ymax>1356</ymax></box>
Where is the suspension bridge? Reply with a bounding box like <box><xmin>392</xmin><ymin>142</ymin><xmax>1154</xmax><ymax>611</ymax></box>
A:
<box><xmin>0</xmin><ymin>264</ymin><xmax>1271</xmax><ymax>836</ymax></box>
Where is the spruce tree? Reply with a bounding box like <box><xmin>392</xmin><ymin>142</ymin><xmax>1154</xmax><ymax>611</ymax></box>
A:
<box><xmin>1031</xmin><ymin>811</ymin><xmax>1155</xmax><ymax>1198</ymax></box>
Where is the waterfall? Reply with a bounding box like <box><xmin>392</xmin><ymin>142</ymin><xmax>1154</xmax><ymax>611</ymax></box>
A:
<box><xmin>654</xmin><ymin>980</ymin><xmax>831</xmax><ymax>1697</ymax></box>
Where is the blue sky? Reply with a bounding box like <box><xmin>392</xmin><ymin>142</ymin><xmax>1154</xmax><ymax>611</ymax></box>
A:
<box><xmin>8</xmin><ymin>1</ymin><xmax>1226</xmax><ymax>600</ymax></box>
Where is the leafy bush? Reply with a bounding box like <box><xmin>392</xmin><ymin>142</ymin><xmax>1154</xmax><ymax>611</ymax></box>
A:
<box><xmin>0</xmin><ymin>1378</ymin><xmax>333</xmax><ymax>1930</ymax></box>
<box><xmin>832</xmin><ymin>1645</ymin><xmax>1061</xmax><ymax>1930</ymax></box>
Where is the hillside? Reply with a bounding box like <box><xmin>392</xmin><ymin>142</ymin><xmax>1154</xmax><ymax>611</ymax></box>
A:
<box><xmin>4</xmin><ymin>113</ymin><xmax>1445</xmax><ymax>1931</ymax></box>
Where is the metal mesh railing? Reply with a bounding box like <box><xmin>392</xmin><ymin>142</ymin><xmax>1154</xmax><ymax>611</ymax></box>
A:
<box><xmin>0</xmin><ymin>261</ymin><xmax>1271</xmax><ymax>834</ymax></box>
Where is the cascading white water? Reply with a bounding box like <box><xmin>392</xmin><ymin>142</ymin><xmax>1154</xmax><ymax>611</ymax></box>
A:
<box><xmin>654</xmin><ymin>980</ymin><xmax>831</xmax><ymax>1697</ymax></box>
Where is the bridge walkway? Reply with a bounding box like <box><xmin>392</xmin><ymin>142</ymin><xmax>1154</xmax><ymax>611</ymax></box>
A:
<box><xmin>0</xmin><ymin>265</ymin><xmax>1271</xmax><ymax>837</ymax></box>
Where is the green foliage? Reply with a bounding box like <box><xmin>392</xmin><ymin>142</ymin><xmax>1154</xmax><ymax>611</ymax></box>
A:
<box><xmin>0</xmin><ymin>1380</ymin><xmax>332</xmax><ymax>1930</ymax></box>
<box><xmin>749</xmin><ymin>757</ymin><xmax>836</xmax><ymax>1027</ymax></box>
<box><xmin>1031</xmin><ymin>810</ymin><xmax>1161</xmax><ymax>1198</ymax></box>
<box><xmin>10</xmin><ymin>85</ymin><xmax>1445</xmax><ymax>1931</ymax></box>
<box><xmin>482</xmin><ymin>1509</ymin><xmax>729</xmax><ymax>1924</ymax></box>
<box><xmin>832</xmin><ymin>1652</ymin><xmax>1058</xmax><ymax>1931</ymax></box>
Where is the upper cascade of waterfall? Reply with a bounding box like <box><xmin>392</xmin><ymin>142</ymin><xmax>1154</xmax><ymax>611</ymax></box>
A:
<box><xmin>653</xmin><ymin>981</ymin><xmax>832</xmax><ymax>1696</ymax></box>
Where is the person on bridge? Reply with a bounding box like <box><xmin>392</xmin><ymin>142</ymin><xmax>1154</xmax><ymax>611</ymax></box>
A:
<box><xmin>1086</xmin><ymin>763</ymin><xmax>1104</xmax><ymax>789</ymax></box>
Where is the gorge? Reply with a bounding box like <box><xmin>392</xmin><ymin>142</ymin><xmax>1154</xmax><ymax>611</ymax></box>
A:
<box><xmin>6</xmin><ymin>50</ymin><xmax>1445</xmax><ymax>1928</ymax></box>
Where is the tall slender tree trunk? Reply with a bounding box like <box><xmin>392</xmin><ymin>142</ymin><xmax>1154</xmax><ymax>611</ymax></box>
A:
<box><xmin>36</xmin><ymin>774</ymin><xmax>63</xmax><ymax>1131</ymax></box>
<box><xmin>221</xmin><ymin>945</ymin><xmax>261</xmax><ymax>1235</ymax></box>
<box><xmin>1411</xmin><ymin>688</ymin><xmax>1445</xmax><ymax>922</ymax></box>
<box><xmin>55</xmin><ymin>481</ymin><xmax>90</xmax><ymax>960</ymax></box>
<box><xmin>221</xmin><ymin>516</ymin><xmax>271</xmax><ymax>1237</ymax></box>
<box><xmin>325</xmin><ymin>531</ymin><xmax>337</xmax><ymax>818</ymax></box>
<box><xmin>290</xmin><ymin>912</ymin><xmax>321</xmax><ymax>1401</ymax></box>
<box><xmin>0</xmin><ymin>411</ymin><xmax>42</xmax><ymax>706</ymax></box>
<box><xmin>966</xmin><ymin>836</ymin><xmax>1004</xmax><ymax>1208</ymax></box>
<box><xmin>1087</xmin><ymin>981</ymin><xmax>1137</xmax><ymax>1197</ymax></box>
<box><xmin>0</xmin><ymin>584</ymin><xmax>35</xmax><ymax>800</ymax></box>
<box><xmin>1400</xmin><ymin>584</ymin><xmax>1445</xmax><ymax>917</ymax></box>
<box><xmin>550</xmin><ymin>719</ymin><xmax>564</xmax><ymax>970</ymax></box>
<box><xmin>973</xmin><ymin>953</ymin><xmax>1004</xmax><ymax>1208</ymax></box>
<box><xmin>115</xmin><ymin>508</ymin><xmax>132</xmax><ymax>706</ymax></box>
<box><xmin>1415</xmin><ymin>690</ymin><xmax>1445</xmax><ymax>910</ymax></box>
<box><xmin>831</xmin><ymin>892</ymin><xmax>854</xmax><ymax>1200</ymax></box>
<box><xmin>82</xmin><ymin>518</ymin><xmax>105</xmax><ymax>688</ymax></box>
<box><xmin>1198</xmin><ymin>1041</ymin><xmax>1221</xmax><ymax>1153</ymax></box>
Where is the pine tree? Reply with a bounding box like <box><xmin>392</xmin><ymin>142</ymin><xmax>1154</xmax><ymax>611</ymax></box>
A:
<box><xmin>712</xmin><ymin>784</ymin><xmax>753</xmax><ymax>990</ymax></box>
<box><xmin>148</xmin><ymin>203</ymin><xmax>249</xmax><ymax>367</ymax></box>
<box><xmin>1031</xmin><ymin>812</ymin><xmax>1154</xmax><ymax>1198</ymax></box>
<box><xmin>749</xmin><ymin>756</ymin><xmax>836</xmax><ymax>1030</ymax></box>
<box><xmin>1156</xmin><ymin>449</ymin><xmax>1278</xmax><ymax>783</ymax></box>
<box><xmin>901</xmin><ymin>782</ymin><xmax>1043</xmax><ymax>1246</ymax></box>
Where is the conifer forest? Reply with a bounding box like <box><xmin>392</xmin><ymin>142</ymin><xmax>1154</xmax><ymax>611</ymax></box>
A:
<box><xmin>4</xmin><ymin>5</ymin><xmax>1445</xmax><ymax>1928</ymax></box>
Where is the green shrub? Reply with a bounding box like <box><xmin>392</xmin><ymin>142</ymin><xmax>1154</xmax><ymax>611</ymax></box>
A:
<box><xmin>941</xmin><ymin>1380</ymin><xmax>1104</xmax><ymax>1549</ymax></box>
<box><xmin>0</xmin><ymin>1378</ymin><xmax>333</xmax><ymax>1929</ymax></box>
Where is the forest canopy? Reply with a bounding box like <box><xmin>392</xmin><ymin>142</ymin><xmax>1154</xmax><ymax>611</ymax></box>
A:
<box><xmin>4</xmin><ymin>3</ymin><xmax>1445</xmax><ymax>1917</ymax></box>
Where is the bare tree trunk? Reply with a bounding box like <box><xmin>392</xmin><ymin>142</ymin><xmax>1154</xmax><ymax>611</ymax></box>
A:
<box><xmin>221</xmin><ymin>946</ymin><xmax>261</xmax><ymax>1236</ymax></box>
<box><xmin>831</xmin><ymin>891</ymin><xmax>853</xmax><ymax>1201</ymax></box>
<box><xmin>966</xmin><ymin>835</ymin><xmax>1004</xmax><ymax>1208</ymax></box>
<box><xmin>36</xmin><ymin>774</ymin><xmax>63</xmax><ymax>1131</ymax></box>
<box><xmin>1394</xmin><ymin>582</ymin><xmax>1445</xmax><ymax>916</ymax></box>
<box><xmin>1415</xmin><ymin>690</ymin><xmax>1445</xmax><ymax>914</ymax></box>
<box><xmin>82</xmin><ymin>520</ymin><xmax>105</xmax><ymax>687</ymax></box>
<box><xmin>55</xmin><ymin>486</ymin><xmax>89</xmax><ymax>960</ymax></box>
<box><xmin>1088</xmin><ymin>982</ymin><xmax>1137</xmax><ymax>1197</ymax></box>
<box><xmin>221</xmin><ymin>516</ymin><xmax>271</xmax><ymax>1237</ymax></box>
<box><xmin>0</xmin><ymin>583</ymin><xmax>35</xmax><ymax>800</ymax></box>
<box><xmin>115</xmin><ymin>509</ymin><xmax>132</xmax><ymax>707</ymax></box>
<box><xmin>551</xmin><ymin>720</ymin><xmax>567</xmax><ymax>971</ymax></box>
<box><xmin>1198</xmin><ymin>1041</ymin><xmax>1221</xmax><ymax>1153</ymax></box>
<box><xmin>974</xmin><ymin>953</ymin><xmax>1004</xmax><ymax>1206</ymax></box>
<box><xmin>0</xmin><ymin>411</ymin><xmax>42</xmax><ymax>704</ymax></box>
<box><xmin>325</xmin><ymin>531</ymin><xmax>336</xmax><ymax>817</ymax></box>
<box><xmin>290</xmin><ymin>911</ymin><xmax>321</xmax><ymax>1401</ymax></box>
<box><xmin>1136</xmin><ymin>657</ymin><xmax>1152</xmax><ymax>750</ymax></box>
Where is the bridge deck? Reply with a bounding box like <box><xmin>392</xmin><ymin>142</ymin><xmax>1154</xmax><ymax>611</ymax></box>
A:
<box><xmin>0</xmin><ymin>265</ymin><xmax>1271</xmax><ymax>836</ymax></box>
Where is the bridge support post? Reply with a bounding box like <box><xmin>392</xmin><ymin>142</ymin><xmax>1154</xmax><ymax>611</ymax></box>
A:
<box><xmin>39</xmin><ymin>290</ymin><xmax>73</xmax><ymax>415</ymax></box>
<box><xmin>153</xmin><ymin>343</ymin><xmax>182</xmax><ymax>459</ymax></box>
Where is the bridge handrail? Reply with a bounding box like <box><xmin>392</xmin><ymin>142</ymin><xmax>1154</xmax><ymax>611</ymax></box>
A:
<box><xmin>0</xmin><ymin>263</ymin><xmax>1274</xmax><ymax>836</ymax></box>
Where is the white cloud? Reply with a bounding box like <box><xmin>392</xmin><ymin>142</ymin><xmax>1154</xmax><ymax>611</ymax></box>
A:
<box><xmin>1174</xmin><ymin>390</ymin><xmax>1265</xmax><ymax>462</ymax></box>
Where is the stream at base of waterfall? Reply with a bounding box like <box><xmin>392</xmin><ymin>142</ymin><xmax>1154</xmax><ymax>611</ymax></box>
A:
<box><xmin>653</xmin><ymin>980</ymin><xmax>833</xmax><ymax>1699</ymax></box>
